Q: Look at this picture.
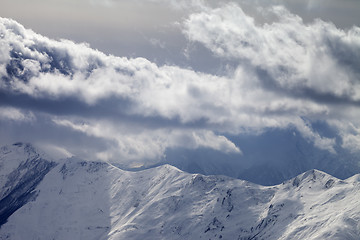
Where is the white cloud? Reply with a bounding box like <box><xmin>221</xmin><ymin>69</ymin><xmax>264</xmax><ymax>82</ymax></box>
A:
<box><xmin>0</xmin><ymin>107</ymin><xmax>35</xmax><ymax>122</ymax></box>
<box><xmin>341</xmin><ymin>134</ymin><xmax>360</xmax><ymax>153</ymax></box>
<box><xmin>1</xmin><ymin>4</ymin><xmax>360</xmax><ymax>163</ymax></box>
<box><xmin>328</xmin><ymin>120</ymin><xmax>360</xmax><ymax>153</ymax></box>
<box><xmin>52</xmin><ymin>117</ymin><xmax>241</xmax><ymax>162</ymax></box>
<box><xmin>183</xmin><ymin>4</ymin><xmax>360</xmax><ymax>101</ymax></box>
<box><xmin>149</xmin><ymin>38</ymin><xmax>166</xmax><ymax>49</ymax></box>
<box><xmin>292</xmin><ymin>118</ymin><xmax>336</xmax><ymax>153</ymax></box>
<box><xmin>37</xmin><ymin>143</ymin><xmax>73</xmax><ymax>160</ymax></box>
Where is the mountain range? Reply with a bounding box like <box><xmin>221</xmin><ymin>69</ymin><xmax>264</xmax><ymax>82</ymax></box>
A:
<box><xmin>0</xmin><ymin>143</ymin><xmax>359</xmax><ymax>239</ymax></box>
<box><xmin>152</xmin><ymin>127</ymin><xmax>360</xmax><ymax>186</ymax></box>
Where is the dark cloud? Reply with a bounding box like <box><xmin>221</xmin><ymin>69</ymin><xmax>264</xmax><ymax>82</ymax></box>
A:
<box><xmin>0</xmin><ymin>0</ymin><xmax>360</xmax><ymax>166</ymax></box>
<box><xmin>253</xmin><ymin>66</ymin><xmax>360</xmax><ymax>108</ymax></box>
<box><xmin>0</xmin><ymin>89</ymin><xmax>213</xmax><ymax>132</ymax></box>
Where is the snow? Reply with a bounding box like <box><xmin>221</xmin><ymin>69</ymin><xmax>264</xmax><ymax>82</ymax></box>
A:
<box><xmin>0</xmin><ymin>143</ymin><xmax>48</xmax><ymax>199</ymax></box>
<box><xmin>0</xmin><ymin>143</ymin><xmax>359</xmax><ymax>239</ymax></box>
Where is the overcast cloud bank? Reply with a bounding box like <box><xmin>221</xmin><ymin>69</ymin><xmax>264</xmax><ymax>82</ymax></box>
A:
<box><xmin>0</xmin><ymin>2</ymin><xmax>360</xmax><ymax>165</ymax></box>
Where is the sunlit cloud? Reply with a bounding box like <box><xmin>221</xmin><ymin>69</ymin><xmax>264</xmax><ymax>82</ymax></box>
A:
<box><xmin>0</xmin><ymin>0</ymin><xmax>359</xmax><ymax>166</ymax></box>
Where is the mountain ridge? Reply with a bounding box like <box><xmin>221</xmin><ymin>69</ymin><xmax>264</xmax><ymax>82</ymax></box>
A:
<box><xmin>0</xmin><ymin>142</ymin><xmax>359</xmax><ymax>239</ymax></box>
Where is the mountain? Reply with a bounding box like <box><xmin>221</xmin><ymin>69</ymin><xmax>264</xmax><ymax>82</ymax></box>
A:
<box><xmin>162</xmin><ymin>128</ymin><xmax>360</xmax><ymax>185</ymax></box>
<box><xmin>0</xmin><ymin>143</ymin><xmax>56</xmax><ymax>226</ymax></box>
<box><xmin>0</xmin><ymin>143</ymin><xmax>359</xmax><ymax>239</ymax></box>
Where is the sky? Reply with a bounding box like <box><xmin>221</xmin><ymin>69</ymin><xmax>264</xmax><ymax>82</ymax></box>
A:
<box><xmin>0</xmin><ymin>0</ymin><xmax>360</xmax><ymax>174</ymax></box>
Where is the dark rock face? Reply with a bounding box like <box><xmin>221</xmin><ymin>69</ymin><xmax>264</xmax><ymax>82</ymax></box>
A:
<box><xmin>0</xmin><ymin>144</ymin><xmax>57</xmax><ymax>227</ymax></box>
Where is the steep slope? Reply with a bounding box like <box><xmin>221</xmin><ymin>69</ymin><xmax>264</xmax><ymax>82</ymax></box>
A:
<box><xmin>0</xmin><ymin>144</ymin><xmax>359</xmax><ymax>239</ymax></box>
<box><xmin>0</xmin><ymin>143</ymin><xmax>56</xmax><ymax>226</ymax></box>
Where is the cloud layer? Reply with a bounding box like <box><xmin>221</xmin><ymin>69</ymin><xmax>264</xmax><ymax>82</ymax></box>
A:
<box><xmin>184</xmin><ymin>4</ymin><xmax>360</xmax><ymax>101</ymax></box>
<box><xmin>1</xmin><ymin>2</ymin><xmax>360</xmax><ymax>164</ymax></box>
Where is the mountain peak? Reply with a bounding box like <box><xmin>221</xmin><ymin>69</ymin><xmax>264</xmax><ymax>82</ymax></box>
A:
<box><xmin>156</xmin><ymin>164</ymin><xmax>184</xmax><ymax>173</ymax></box>
<box><xmin>1</xmin><ymin>142</ymin><xmax>40</xmax><ymax>160</ymax></box>
<box><xmin>302</xmin><ymin>169</ymin><xmax>329</xmax><ymax>180</ymax></box>
<box><xmin>291</xmin><ymin>169</ymin><xmax>337</xmax><ymax>189</ymax></box>
<box><xmin>345</xmin><ymin>173</ymin><xmax>360</xmax><ymax>183</ymax></box>
<box><xmin>0</xmin><ymin>143</ymin><xmax>359</xmax><ymax>239</ymax></box>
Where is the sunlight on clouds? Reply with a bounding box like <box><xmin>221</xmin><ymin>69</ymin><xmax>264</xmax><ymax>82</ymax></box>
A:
<box><xmin>0</xmin><ymin>107</ymin><xmax>35</xmax><ymax>122</ymax></box>
<box><xmin>341</xmin><ymin>134</ymin><xmax>360</xmax><ymax>153</ymax></box>
<box><xmin>292</xmin><ymin>118</ymin><xmax>336</xmax><ymax>153</ymax></box>
<box><xmin>183</xmin><ymin>4</ymin><xmax>360</xmax><ymax>100</ymax></box>
<box><xmin>328</xmin><ymin>120</ymin><xmax>360</xmax><ymax>153</ymax></box>
<box><xmin>38</xmin><ymin>143</ymin><xmax>74</xmax><ymax>159</ymax></box>
<box><xmin>52</xmin><ymin>117</ymin><xmax>240</xmax><ymax>162</ymax></box>
<box><xmin>1</xmin><ymin>0</ymin><xmax>360</xmax><ymax>164</ymax></box>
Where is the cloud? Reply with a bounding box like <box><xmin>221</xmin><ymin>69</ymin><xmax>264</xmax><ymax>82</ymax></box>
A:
<box><xmin>149</xmin><ymin>38</ymin><xmax>166</xmax><ymax>49</ymax></box>
<box><xmin>292</xmin><ymin>118</ymin><xmax>336</xmax><ymax>153</ymax></box>
<box><xmin>0</xmin><ymin>3</ymin><xmax>359</xmax><ymax>165</ymax></box>
<box><xmin>52</xmin><ymin>117</ymin><xmax>241</xmax><ymax>163</ymax></box>
<box><xmin>182</xmin><ymin>3</ymin><xmax>360</xmax><ymax>153</ymax></box>
<box><xmin>0</xmin><ymin>106</ymin><xmax>35</xmax><ymax>122</ymax></box>
<box><xmin>327</xmin><ymin>120</ymin><xmax>360</xmax><ymax>153</ymax></box>
<box><xmin>37</xmin><ymin>143</ymin><xmax>73</xmax><ymax>160</ymax></box>
<box><xmin>183</xmin><ymin>4</ymin><xmax>360</xmax><ymax>102</ymax></box>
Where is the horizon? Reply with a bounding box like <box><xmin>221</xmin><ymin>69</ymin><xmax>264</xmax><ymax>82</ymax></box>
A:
<box><xmin>1</xmin><ymin>0</ymin><xmax>360</xmax><ymax>185</ymax></box>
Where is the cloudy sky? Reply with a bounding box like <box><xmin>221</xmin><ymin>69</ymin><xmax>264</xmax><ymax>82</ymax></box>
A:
<box><xmin>0</xmin><ymin>0</ymin><xmax>360</xmax><ymax>171</ymax></box>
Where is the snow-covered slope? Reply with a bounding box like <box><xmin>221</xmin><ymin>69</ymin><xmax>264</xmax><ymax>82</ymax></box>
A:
<box><xmin>0</xmin><ymin>143</ymin><xmax>56</xmax><ymax>226</ymax></box>
<box><xmin>0</xmin><ymin>143</ymin><xmax>359</xmax><ymax>240</ymax></box>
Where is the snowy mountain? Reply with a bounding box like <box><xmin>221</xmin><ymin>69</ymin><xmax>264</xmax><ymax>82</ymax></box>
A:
<box><xmin>0</xmin><ymin>143</ymin><xmax>56</xmax><ymax>226</ymax></box>
<box><xmin>0</xmin><ymin>143</ymin><xmax>359</xmax><ymax>239</ymax></box>
<box><xmin>162</xmin><ymin>128</ymin><xmax>360</xmax><ymax>185</ymax></box>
